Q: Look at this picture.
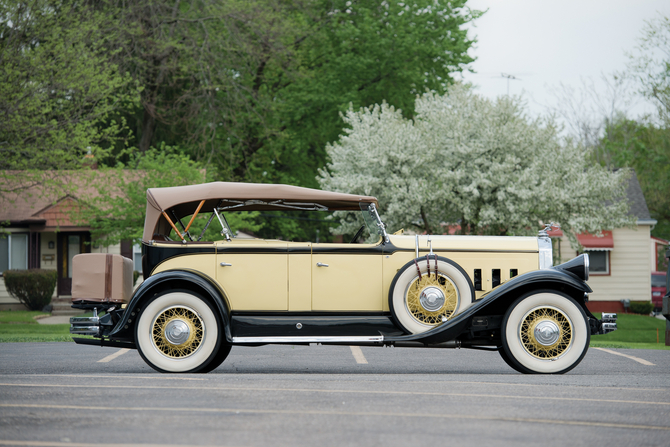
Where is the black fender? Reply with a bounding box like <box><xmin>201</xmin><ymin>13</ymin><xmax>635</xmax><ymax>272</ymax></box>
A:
<box><xmin>108</xmin><ymin>269</ymin><xmax>232</xmax><ymax>343</ymax></box>
<box><xmin>384</xmin><ymin>267</ymin><xmax>592</xmax><ymax>345</ymax></box>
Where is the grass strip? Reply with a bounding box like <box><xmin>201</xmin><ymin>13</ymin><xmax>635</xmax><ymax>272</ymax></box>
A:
<box><xmin>0</xmin><ymin>322</ymin><xmax>73</xmax><ymax>342</ymax></box>
<box><xmin>590</xmin><ymin>340</ymin><xmax>670</xmax><ymax>350</ymax></box>
<box><xmin>0</xmin><ymin>311</ymin><xmax>50</xmax><ymax>324</ymax></box>
<box><xmin>590</xmin><ymin>312</ymin><xmax>669</xmax><ymax>349</ymax></box>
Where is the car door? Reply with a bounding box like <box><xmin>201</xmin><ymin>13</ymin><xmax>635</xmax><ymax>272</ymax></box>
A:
<box><xmin>311</xmin><ymin>243</ymin><xmax>383</xmax><ymax>311</ymax></box>
<box><xmin>215</xmin><ymin>239</ymin><xmax>288</xmax><ymax>311</ymax></box>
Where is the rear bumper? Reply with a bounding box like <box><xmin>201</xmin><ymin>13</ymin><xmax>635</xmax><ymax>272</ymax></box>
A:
<box><xmin>70</xmin><ymin>315</ymin><xmax>100</xmax><ymax>336</ymax></box>
<box><xmin>592</xmin><ymin>313</ymin><xmax>617</xmax><ymax>335</ymax></box>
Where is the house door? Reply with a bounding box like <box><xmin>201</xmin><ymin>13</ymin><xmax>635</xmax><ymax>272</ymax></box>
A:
<box><xmin>57</xmin><ymin>232</ymin><xmax>90</xmax><ymax>296</ymax></box>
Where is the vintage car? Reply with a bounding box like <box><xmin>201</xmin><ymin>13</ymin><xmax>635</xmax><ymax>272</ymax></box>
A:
<box><xmin>70</xmin><ymin>182</ymin><xmax>617</xmax><ymax>374</ymax></box>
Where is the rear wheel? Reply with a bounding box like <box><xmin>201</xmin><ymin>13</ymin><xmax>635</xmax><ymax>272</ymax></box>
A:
<box><xmin>501</xmin><ymin>291</ymin><xmax>590</xmax><ymax>374</ymax></box>
<box><xmin>198</xmin><ymin>344</ymin><xmax>232</xmax><ymax>373</ymax></box>
<box><xmin>135</xmin><ymin>291</ymin><xmax>225</xmax><ymax>373</ymax></box>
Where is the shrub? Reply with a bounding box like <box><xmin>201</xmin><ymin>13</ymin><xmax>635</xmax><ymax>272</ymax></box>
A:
<box><xmin>133</xmin><ymin>270</ymin><xmax>140</xmax><ymax>285</ymax></box>
<box><xmin>629</xmin><ymin>301</ymin><xmax>654</xmax><ymax>315</ymax></box>
<box><xmin>3</xmin><ymin>269</ymin><xmax>57</xmax><ymax>311</ymax></box>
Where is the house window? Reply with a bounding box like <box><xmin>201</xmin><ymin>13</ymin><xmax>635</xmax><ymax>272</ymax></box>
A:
<box><xmin>0</xmin><ymin>233</ymin><xmax>29</xmax><ymax>273</ymax></box>
<box><xmin>586</xmin><ymin>250</ymin><xmax>609</xmax><ymax>275</ymax></box>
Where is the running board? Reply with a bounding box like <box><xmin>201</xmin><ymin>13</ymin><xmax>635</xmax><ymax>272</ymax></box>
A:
<box><xmin>230</xmin><ymin>337</ymin><xmax>491</xmax><ymax>349</ymax></box>
<box><xmin>232</xmin><ymin>335</ymin><xmax>384</xmax><ymax>344</ymax></box>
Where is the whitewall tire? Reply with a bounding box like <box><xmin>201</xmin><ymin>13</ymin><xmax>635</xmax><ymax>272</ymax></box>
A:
<box><xmin>501</xmin><ymin>291</ymin><xmax>590</xmax><ymax>374</ymax></box>
<box><xmin>135</xmin><ymin>291</ymin><xmax>222</xmax><ymax>373</ymax></box>
<box><xmin>389</xmin><ymin>256</ymin><xmax>474</xmax><ymax>334</ymax></box>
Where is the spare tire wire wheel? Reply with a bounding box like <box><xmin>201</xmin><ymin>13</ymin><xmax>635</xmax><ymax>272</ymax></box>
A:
<box><xmin>405</xmin><ymin>274</ymin><xmax>459</xmax><ymax>325</ymax></box>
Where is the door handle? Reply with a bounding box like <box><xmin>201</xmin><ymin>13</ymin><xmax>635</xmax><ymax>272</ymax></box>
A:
<box><xmin>316</xmin><ymin>262</ymin><xmax>329</xmax><ymax>267</ymax></box>
<box><xmin>219</xmin><ymin>262</ymin><xmax>232</xmax><ymax>267</ymax></box>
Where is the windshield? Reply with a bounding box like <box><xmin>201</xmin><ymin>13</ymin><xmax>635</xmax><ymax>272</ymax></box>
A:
<box><xmin>160</xmin><ymin>206</ymin><xmax>383</xmax><ymax>244</ymax></box>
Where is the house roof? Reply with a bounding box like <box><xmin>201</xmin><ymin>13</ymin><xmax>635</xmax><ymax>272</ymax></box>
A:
<box><xmin>625</xmin><ymin>170</ymin><xmax>653</xmax><ymax>222</ymax></box>
<box><xmin>0</xmin><ymin>170</ymin><xmax>121</xmax><ymax>230</ymax></box>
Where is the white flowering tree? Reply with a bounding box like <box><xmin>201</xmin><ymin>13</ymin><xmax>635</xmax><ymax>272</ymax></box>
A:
<box><xmin>318</xmin><ymin>84</ymin><xmax>634</xmax><ymax>241</ymax></box>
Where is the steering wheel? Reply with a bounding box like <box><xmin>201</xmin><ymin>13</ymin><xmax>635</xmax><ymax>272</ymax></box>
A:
<box><xmin>350</xmin><ymin>225</ymin><xmax>366</xmax><ymax>244</ymax></box>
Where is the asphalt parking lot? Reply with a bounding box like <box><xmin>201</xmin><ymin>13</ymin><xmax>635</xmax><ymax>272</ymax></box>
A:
<box><xmin>0</xmin><ymin>342</ymin><xmax>669</xmax><ymax>447</ymax></box>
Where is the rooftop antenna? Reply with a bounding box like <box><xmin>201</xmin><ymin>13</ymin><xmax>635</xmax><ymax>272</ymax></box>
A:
<box><xmin>500</xmin><ymin>73</ymin><xmax>521</xmax><ymax>96</ymax></box>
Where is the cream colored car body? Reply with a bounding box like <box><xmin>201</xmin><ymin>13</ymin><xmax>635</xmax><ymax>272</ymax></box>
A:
<box><xmin>152</xmin><ymin>234</ymin><xmax>540</xmax><ymax>314</ymax></box>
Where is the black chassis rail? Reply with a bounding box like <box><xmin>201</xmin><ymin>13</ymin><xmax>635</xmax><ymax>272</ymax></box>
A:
<box><xmin>89</xmin><ymin>264</ymin><xmax>595</xmax><ymax>349</ymax></box>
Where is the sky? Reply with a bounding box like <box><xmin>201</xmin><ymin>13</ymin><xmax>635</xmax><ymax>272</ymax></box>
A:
<box><xmin>459</xmin><ymin>0</ymin><xmax>670</xmax><ymax>124</ymax></box>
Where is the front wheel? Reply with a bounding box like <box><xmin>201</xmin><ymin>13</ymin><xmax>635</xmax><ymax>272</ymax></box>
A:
<box><xmin>501</xmin><ymin>291</ymin><xmax>590</xmax><ymax>374</ymax></box>
<box><xmin>135</xmin><ymin>291</ymin><xmax>224</xmax><ymax>373</ymax></box>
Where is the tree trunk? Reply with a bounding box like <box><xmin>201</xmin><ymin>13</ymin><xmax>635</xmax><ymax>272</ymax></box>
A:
<box><xmin>420</xmin><ymin>207</ymin><xmax>432</xmax><ymax>234</ymax></box>
<box><xmin>139</xmin><ymin>107</ymin><xmax>156</xmax><ymax>153</ymax></box>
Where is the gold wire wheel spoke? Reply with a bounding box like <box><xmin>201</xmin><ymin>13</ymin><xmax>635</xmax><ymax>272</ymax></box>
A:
<box><xmin>151</xmin><ymin>306</ymin><xmax>204</xmax><ymax>359</ymax></box>
<box><xmin>406</xmin><ymin>274</ymin><xmax>459</xmax><ymax>326</ymax></box>
<box><xmin>519</xmin><ymin>306</ymin><xmax>572</xmax><ymax>359</ymax></box>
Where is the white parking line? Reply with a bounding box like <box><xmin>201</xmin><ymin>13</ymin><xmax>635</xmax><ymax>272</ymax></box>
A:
<box><xmin>593</xmin><ymin>348</ymin><xmax>655</xmax><ymax>366</ymax></box>
<box><xmin>0</xmin><ymin>441</ymin><xmax>221</xmax><ymax>447</ymax></box>
<box><xmin>97</xmin><ymin>348</ymin><xmax>130</xmax><ymax>363</ymax></box>
<box><xmin>349</xmin><ymin>346</ymin><xmax>368</xmax><ymax>364</ymax></box>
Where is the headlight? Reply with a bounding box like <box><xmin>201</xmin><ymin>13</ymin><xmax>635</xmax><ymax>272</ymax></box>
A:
<box><xmin>554</xmin><ymin>253</ymin><xmax>589</xmax><ymax>281</ymax></box>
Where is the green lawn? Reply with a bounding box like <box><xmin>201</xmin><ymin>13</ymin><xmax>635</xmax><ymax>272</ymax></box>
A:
<box><xmin>0</xmin><ymin>310</ymin><xmax>73</xmax><ymax>342</ymax></box>
<box><xmin>0</xmin><ymin>310</ymin><xmax>50</xmax><ymax>323</ymax></box>
<box><xmin>590</xmin><ymin>312</ymin><xmax>670</xmax><ymax>350</ymax></box>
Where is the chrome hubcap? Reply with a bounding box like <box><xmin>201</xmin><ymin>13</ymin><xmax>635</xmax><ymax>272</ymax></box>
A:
<box><xmin>164</xmin><ymin>320</ymin><xmax>191</xmax><ymax>345</ymax></box>
<box><xmin>533</xmin><ymin>320</ymin><xmax>560</xmax><ymax>346</ymax></box>
<box><xmin>419</xmin><ymin>286</ymin><xmax>446</xmax><ymax>312</ymax></box>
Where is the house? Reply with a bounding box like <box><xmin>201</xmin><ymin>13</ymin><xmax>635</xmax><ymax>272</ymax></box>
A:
<box><xmin>550</xmin><ymin>171</ymin><xmax>657</xmax><ymax>313</ymax></box>
<box><xmin>0</xmin><ymin>171</ymin><xmax>141</xmax><ymax>311</ymax></box>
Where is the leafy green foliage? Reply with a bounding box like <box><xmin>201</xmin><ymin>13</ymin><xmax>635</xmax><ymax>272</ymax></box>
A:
<box><xmin>3</xmin><ymin>269</ymin><xmax>57</xmax><ymax>311</ymax></box>
<box><xmin>628</xmin><ymin>301</ymin><xmax>654</xmax><ymax>315</ymax></box>
<box><xmin>2</xmin><ymin>0</ymin><xmax>480</xmax><ymax>244</ymax></box>
<box><xmin>594</xmin><ymin>119</ymin><xmax>670</xmax><ymax>240</ymax></box>
<box><xmin>210</xmin><ymin>0</ymin><xmax>480</xmax><ymax>188</ymax></box>
<box><xmin>0</xmin><ymin>0</ymin><xmax>138</xmax><ymax>172</ymax></box>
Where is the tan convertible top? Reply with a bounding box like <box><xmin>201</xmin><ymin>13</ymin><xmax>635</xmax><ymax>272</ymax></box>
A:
<box><xmin>143</xmin><ymin>182</ymin><xmax>378</xmax><ymax>241</ymax></box>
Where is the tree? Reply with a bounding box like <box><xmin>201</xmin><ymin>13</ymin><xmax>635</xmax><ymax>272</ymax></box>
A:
<box><xmin>0</xmin><ymin>0</ymin><xmax>137</xmax><ymax>174</ymax></box>
<box><xmin>211</xmin><ymin>0</ymin><xmax>480</xmax><ymax>187</ymax></box>
<box><xmin>584</xmin><ymin>15</ymin><xmax>670</xmax><ymax>241</ymax></box>
<box><xmin>627</xmin><ymin>15</ymin><xmax>670</xmax><ymax>119</ymax></box>
<box><xmin>97</xmin><ymin>0</ymin><xmax>301</xmax><ymax>160</ymax></box>
<box><xmin>597</xmin><ymin>119</ymin><xmax>670</xmax><ymax>240</ymax></box>
<box><xmin>319</xmin><ymin>84</ymin><xmax>633</xmax><ymax>242</ymax></box>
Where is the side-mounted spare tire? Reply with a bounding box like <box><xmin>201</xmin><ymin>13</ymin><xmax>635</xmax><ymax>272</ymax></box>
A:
<box><xmin>389</xmin><ymin>256</ymin><xmax>475</xmax><ymax>334</ymax></box>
